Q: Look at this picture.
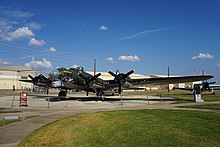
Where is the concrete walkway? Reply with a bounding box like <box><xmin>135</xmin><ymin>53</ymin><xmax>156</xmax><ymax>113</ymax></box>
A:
<box><xmin>0</xmin><ymin>108</ymin><xmax>105</xmax><ymax>147</ymax></box>
<box><xmin>0</xmin><ymin>95</ymin><xmax>220</xmax><ymax>147</ymax></box>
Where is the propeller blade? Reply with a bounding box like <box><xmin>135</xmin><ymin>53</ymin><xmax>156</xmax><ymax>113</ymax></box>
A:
<box><xmin>209</xmin><ymin>82</ymin><xmax>216</xmax><ymax>85</ymax></box>
<box><xmin>124</xmin><ymin>70</ymin><xmax>135</xmax><ymax>78</ymax></box>
<box><xmin>39</xmin><ymin>74</ymin><xmax>48</xmax><ymax>81</ymax></box>
<box><xmin>28</xmin><ymin>75</ymin><xmax>34</xmax><ymax>80</ymax></box>
<box><xmin>94</xmin><ymin>73</ymin><xmax>101</xmax><ymax>78</ymax></box>
<box><xmin>29</xmin><ymin>75</ymin><xmax>39</xmax><ymax>85</ymax></box>
<box><xmin>108</xmin><ymin>71</ymin><xmax>117</xmax><ymax>77</ymax></box>
<box><xmin>90</xmin><ymin>73</ymin><xmax>101</xmax><ymax>81</ymax></box>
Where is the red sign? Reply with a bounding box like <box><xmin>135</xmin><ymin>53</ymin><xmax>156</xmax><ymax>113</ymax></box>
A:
<box><xmin>19</xmin><ymin>92</ymin><xmax>28</xmax><ymax>107</ymax></box>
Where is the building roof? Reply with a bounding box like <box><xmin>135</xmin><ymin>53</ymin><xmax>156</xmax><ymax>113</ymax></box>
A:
<box><xmin>0</xmin><ymin>66</ymin><xmax>35</xmax><ymax>71</ymax></box>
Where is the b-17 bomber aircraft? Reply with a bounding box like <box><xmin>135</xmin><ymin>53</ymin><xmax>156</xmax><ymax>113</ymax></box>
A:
<box><xmin>20</xmin><ymin>66</ymin><xmax>214</xmax><ymax>98</ymax></box>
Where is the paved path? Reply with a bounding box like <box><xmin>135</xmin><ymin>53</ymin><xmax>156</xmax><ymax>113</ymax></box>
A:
<box><xmin>0</xmin><ymin>95</ymin><xmax>220</xmax><ymax>147</ymax></box>
<box><xmin>0</xmin><ymin>108</ymin><xmax>105</xmax><ymax>147</ymax></box>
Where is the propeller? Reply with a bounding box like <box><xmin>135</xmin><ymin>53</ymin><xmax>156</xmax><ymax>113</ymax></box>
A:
<box><xmin>28</xmin><ymin>74</ymin><xmax>43</xmax><ymax>85</ymax></box>
<box><xmin>200</xmin><ymin>70</ymin><xmax>217</xmax><ymax>92</ymax></box>
<box><xmin>78</xmin><ymin>73</ymin><xmax>101</xmax><ymax>96</ymax></box>
<box><xmin>108</xmin><ymin>70</ymin><xmax>135</xmax><ymax>94</ymax></box>
<box><xmin>28</xmin><ymin>74</ymin><xmax>52</xmax><ymax>94</ymax></box>
<box><xmin>202</xmin><ymin>81</ymin><xmax>216</xmax><ymax>92</ymax></box>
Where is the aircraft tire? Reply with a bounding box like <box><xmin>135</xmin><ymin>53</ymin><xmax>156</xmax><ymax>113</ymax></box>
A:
<box><xmin>58</xmin><ymin>91</ymin><xmax>67</xmax><ymax>97</ymax></box>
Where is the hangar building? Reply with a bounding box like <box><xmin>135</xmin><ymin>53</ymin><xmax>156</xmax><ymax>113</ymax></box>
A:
<box><xmin>0</xmin><ymin>66</ymin><xmax>35</xmax><ymax>90</ymax></box>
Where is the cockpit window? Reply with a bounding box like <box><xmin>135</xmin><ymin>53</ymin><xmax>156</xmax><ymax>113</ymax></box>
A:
<box><xmin>70</xmin><ymin>66</ymin><xmax>84</xmax><ymax>73</ymax></box>
<box><xmin>49</xmin><ymin>71</ymin><xmax>59</xmax><ymax>80</ymax></box>
<box><xmin>77</xmin><ymin>67</ymin><xmax>84</xmax><ymax>73</ymax></box>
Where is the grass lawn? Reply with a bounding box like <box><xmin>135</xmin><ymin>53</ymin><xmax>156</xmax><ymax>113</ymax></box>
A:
<box><xmin>124</xmin><ymin>89</ymin><xmax>220</xmax><ymax>103</ymax></box>
<box><xmin>177</xmin><ymin>104</ymin><xmax>220</xmax><ymax>110</ymax></box>
<box><xmin>18</xmin><ymin>110</ymin><xmax>220</xmax><ymax>147</ymax></box>
<box><xmin>0</xmin><ymin>119</ymin><xmax>20</xmax><ymax>127</ymax></box>
<box><xmin>0</xmin><ymin>108</ymin><xmax>21</xmax><ymax>127</ymax></box>
<box><xmin>0</xmin><ymin>108</ymin><xmax>22</xmax><ymax>113</ymax></box>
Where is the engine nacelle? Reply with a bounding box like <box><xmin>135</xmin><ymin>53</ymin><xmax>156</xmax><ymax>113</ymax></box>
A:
<box><xmin>52</xmin><ymin>80</ymin><xmax>63</xmax><ymax>88</ymax></box>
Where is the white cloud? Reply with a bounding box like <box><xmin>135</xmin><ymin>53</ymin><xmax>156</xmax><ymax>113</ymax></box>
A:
<box><xmin>72</xmin><ymin>64</ymin><xmax>79</xmax><ymax>68</ymax></box>
<box><xmin>26</xmin><ymin>22</ymin><xmax>45</xmax><ymax>30</ymax></box>
<box><xmin>0</xmin><ymin>19</ymin><xmax>15</xmax><ymax>32</ymax></box>
<box><xmin>29</xmin><ymin>38</ymin><xmax>45</xmax><ymax>46</ymax></box>
<box><xmin>217</xmin><ymin>63</ymin><xmax>220</xmax><ymax>69</ymax></box>
<box><xmin>25</xmin><ymin>58</ymin><xmax>52</xmax><ymax>71</ymax></box>
<box><xmin>0</xmin><ymin>59</ymin><xmax>12</xmax><ymax>65</ymax></box>
<box><xmin>0</xmin><ymin>7</ymin><xmax>34</xmax><ymax>19</ymax></box>
<box><xmin>47</xmin><ymin>47</ymin><xmax>57</xmax><ymax>52</ymax></box>
<box><xmin>0</xmin><ymin>8</ymin><xmax>35</xmax><ymax>42</ymax></box>
<box><xmin>192</xmin><ymin>53</ymin><xmax>214</xmax><ymax>60</ymax></box>
<box><xmin>11</xmin><ymin>10</ymin><xmax>34</xmax><ymax>18</ymax></box>
<box><xmin>6</xmin><ymin>27</ymin><xmax>35</xmax><ymax>41</ymax></box>
<box><xmin>99</xmin><ymin>25</ymin><xmax>108</xmax><ymax>31</ymax></box>
<box><xmin>107</xmin><ymin>57</ymin><xmax>114</xmax><ymax>63</ymax></box>
<box><xmin>120</xmin><ymin>27</ymin><xmax>171</xmax><ymax>40</ymax></box>
<box><xmin>0</xmin><ymin>19</ymin><xmax>14</xmax><ymax>40</ymax></box>
<box><xmin>118</xmin><ymin>55</ymin><xmax>140</xmax><ymax>62</ymax></box>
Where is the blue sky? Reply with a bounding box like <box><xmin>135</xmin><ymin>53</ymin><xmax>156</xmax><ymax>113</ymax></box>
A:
<box><xmin>0</xmin><ymin>0</ymin><xmax>219</xmax><ymax>82</ymax></box>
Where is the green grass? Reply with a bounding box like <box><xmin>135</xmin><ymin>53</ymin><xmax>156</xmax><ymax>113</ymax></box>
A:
<box><xmin>0</xmin><ymin>108</ymin><xmax>22</xmax><ymax>113</ymax></box>
<box><xmin>0</xmin><ymin>119</ymin><xmax>20</xmax><ymax>127</ymax></box>
<box><xmin>0</xmin><ymin>108</ymin><xmax>21</xmax><ymax>127</ymax></box>
<box><xmin>177</xmin><ymin>104</ymin><xmax>220</xmax><ymax>110</ymax></box>
<box><xmin>124</xmin><ymin>89</ymin><xmax>220</xmax><ymax>103</ymax></box>
<box><xmin>18</xmin><ymin>110</ymin><xmax>220</xmax><ymax>147</ymax></box>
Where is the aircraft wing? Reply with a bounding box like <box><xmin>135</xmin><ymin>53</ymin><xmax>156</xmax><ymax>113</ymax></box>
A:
<box><xmin>19</xmin><ymin>80</ymin><xmax>33</xmax><ymax>83</ymax></box>
<box><xmin>210</xmin><ymin>85</ymin><xmax>220</xmax><ymax>89</ymax></box>
<box><xmin>130</xmin><ymin>75</ymin><xmax>213</xmax><ymax>86</ymax></box>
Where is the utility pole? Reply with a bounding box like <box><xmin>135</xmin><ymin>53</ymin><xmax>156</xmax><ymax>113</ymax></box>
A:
<box><xmin>202</xmin><ymin>69</ymin><xmax>205</xmax><ymax>83</ymax></box>
<box><xmin>94</xmin><ymin>58</ymin><xmax>96</xmax><ymax>76</ymax></box>
<box><xmin>168</xmin><ymin>66</ymin><xmax>170</xmax><ymax>92</ymax></box>
<box><xmin>202</xmin><ymin>69</ymin><xmax>204</xmax><ymax>76</ymax></box>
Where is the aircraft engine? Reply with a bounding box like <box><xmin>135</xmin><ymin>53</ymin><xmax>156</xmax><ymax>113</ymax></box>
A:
<box><xmin>108</xmin><ymin>70</ymin><xmax>134</xmax><ymax>94</ymax></box>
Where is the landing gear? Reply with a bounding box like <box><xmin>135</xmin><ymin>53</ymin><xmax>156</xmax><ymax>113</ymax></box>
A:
<box><xmin>58</xmin><ymin>90</ymin><xmax>67</xmax><ymax>97</ymax></box>
<box><xmin>211</xmin><ymin>89</ymin><xmax>215</xmax><ymax>95</ymax></box>
<box><xmin>101</xmin><ymin>94</ymin><xmax>105</xmax><ymax>101</ymax></box>
<box><xmin>96</xmin><ymin>91</ymin><xmax>105</xmax><ymax>101</ymax></box>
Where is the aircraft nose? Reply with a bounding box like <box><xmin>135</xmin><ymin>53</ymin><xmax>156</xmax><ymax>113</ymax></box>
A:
<box><xmin>52</xmin><ymin>81</ymin><xmax>62</xmax><ymax>87</ymax></box>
